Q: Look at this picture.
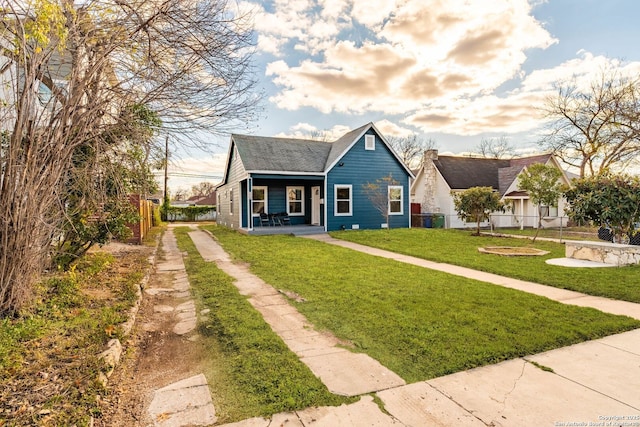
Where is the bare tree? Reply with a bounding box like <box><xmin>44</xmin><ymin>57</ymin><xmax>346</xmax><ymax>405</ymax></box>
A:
<box><xmin>475</xmin><ymin>136</ymin><xmax>516</xmax><ymax>159</ymax></box>
<box><xmin>191</xmin><ymin>181</ymin><xmax>216</xmax><ymax>197</ymax></box>
<box><xmin>0</xmin><ymin>0</ymin><xmax>258</xmax><ymax>314</ymax></box>
<box><xmin>362</xmin><ymin>175</ymin><xmax>400</xmax><ymax>229</ymax></box>
<box><xmin>540</xmin><ymin>69</ymin><xmax>640</xmax><ymax>177</ymax></box>
<box><xmin>387</xmin><ymin>134</ymin><xmax>437</xmax><ymax>169</ymax></box>
<box><xmin>309</xmin><ymin>129</ymin><xmax>334</xmax><ymax>142</ymax></box>
<box><xmin>172</xmin><ymin>188</ymin><xmax>189</xmax><ymax>201</ymax></box>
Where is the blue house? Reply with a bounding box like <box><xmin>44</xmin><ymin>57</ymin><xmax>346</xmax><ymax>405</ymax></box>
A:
<box><xmin>215</xmin><ymin>123</ymin><xmax>414</xmax><ymax>234</ymax></box>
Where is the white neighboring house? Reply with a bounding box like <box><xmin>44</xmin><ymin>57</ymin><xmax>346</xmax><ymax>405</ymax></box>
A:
<box><xmin>0</xmin><ymin>35</ymin><xmax>72</xmax><ymax>133</ymax></box>
<box><xmin>411</xmin><ymin>150</ymin><xmax>573</xmax><ymax>229</ymax></box>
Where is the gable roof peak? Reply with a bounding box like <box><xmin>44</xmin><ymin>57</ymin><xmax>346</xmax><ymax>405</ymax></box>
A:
<box><xmin>324</xmin><ymin>122</ymin><xmax>373</xmax><ymax>169</ymax></box>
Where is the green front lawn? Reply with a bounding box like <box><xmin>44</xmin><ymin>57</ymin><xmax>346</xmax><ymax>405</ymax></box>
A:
<box><xmin>205</xmin><ymin>226</ymin><xmax>639</xmax><ymax>384</ymax></box>
<box><xmin>331</xmin><ymin>228</ymin><xmax>640</xmax><ymax>303</ymax></box>
<box><xmin>174</xmin><ymin>228</ymin><xmax>352</xmax><ymax>422</ymax></box>
<box><xmin>489</xmin><ymin>226</ymin><xmax>601</xmax><ymax>241</ymax></box>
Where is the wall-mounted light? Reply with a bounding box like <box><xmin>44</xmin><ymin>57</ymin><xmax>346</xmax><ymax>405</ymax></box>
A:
<box><xmin>338</xmin><ymin>162</ymin><xmax>344</xmax><ymax>167</ymax></box>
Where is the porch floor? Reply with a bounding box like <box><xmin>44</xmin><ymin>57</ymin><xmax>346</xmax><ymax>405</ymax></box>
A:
<box><xmin>244</xmin><ymin>225</ymin><xmax>325</xmax><ymax>236</ymax></box>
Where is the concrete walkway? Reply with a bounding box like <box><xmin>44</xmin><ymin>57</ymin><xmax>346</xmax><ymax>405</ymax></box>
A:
<box><xmin>186</xmin><ymin>230</ymin><xmax>640</xmax><ymax>426</ymax></box>
<box><xmin>144</xmin><ymin>228</ymin><xmax>217</xmax><ymax>427</ymax></box>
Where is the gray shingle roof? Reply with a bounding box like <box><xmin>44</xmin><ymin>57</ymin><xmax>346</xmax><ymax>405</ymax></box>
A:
<box><xmin>498</xmin><ymin>166</ymin><xmax>523</xmax><ymax>195</ymax></box>
<box><xmin>434</xmin><ymin>153</ymin><xmax>555</xmax><ymax>195</ymax></box>
<box><xmin>509</xmin><ymin>154</ymin><xmax>552</xmax><ymax>168</ymax></box>
<box><xmin>231</xmin><ymin>123</ymin><xmax>376</xmax><ymax>174</ymax></box>
<box><xmin>232</xmin><ymin>134</ymin><xmax>332</xmax><ymax>173</ymax></box>
<box><xmin>435</xmin><ymin>157</ymin><xmax>510</xmax><ymax>190</ymax></box>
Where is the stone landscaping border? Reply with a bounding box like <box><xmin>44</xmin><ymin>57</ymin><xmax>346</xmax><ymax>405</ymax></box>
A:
<box><xmin>565</xmin><ymin>240</ymin><xmax>640</xmax><ymax>266</ymax></box>
<box><xmin>97</xmin><ymin>237</ymin><xmax>160</xmax><ymax>387</ymax></box>
<box><xmin>478</xmin><ymin>246</ymin><xmax>550</xmax><ymax>256</ymax></box>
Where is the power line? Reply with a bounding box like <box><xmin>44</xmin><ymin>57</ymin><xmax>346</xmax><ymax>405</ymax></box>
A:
<box><xmin>153</xmin><ymin>172</ymin><xmax>223</xmax><ymax>179</ymax></box>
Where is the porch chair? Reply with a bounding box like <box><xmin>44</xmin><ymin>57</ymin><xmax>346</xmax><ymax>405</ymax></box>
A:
<box><xmin>270</xmin><ymin>213</ymin><xmax>282</xmax><ymax>226</ymax></box>
<box><xmin>280</xmin><ymin>212</ymin><xmax>291</xmax><ymax>226</ymax></box>
<box><xmin>259</xmin><ymin>212</ymin><xmax>270</xmax><ymax>227</ymax></box>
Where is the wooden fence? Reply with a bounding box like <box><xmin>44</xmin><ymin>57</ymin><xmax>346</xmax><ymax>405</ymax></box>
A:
<box><xmin>126</xmin><ymin>194</ymin><xmax>155</xmax><ymax>244</ymax></box>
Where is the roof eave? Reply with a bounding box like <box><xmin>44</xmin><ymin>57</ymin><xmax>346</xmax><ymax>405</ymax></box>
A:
<box><xmin>247</xmin><ymin>170</ymin><xmax>326</xmax><ymax>176</ymax></box>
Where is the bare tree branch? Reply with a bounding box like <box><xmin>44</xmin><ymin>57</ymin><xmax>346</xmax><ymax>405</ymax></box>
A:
<box><xmin>0</xmin><ymin>0</ymin><xmax>259</xmax><ymax>314</ymax></box>
<box><xmin>475</xmin><ymin>136</ymin><xmax>516</xmax><ymax>159</ymax></box>
<box><xmin>387</xmin><ymin>134</ymin><xmax>437</xmax><ymax>169</ymax></box>
<box><xmin>540</xmin><ymin>69</ymin><xmax>640</xmax><ymax>177</ymax></box>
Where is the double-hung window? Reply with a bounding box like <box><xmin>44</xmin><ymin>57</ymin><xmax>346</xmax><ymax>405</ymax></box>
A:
<box><xmin>252</xmin><ymin>186</ymin><xmax>267</xmax><ymax>216</ymax></box>
<box><xmin>287</xmin><ymin>186</ymin><xmax>304</xmax><ymax>216</ymax></box>
<box><xmin>229</xmin><ymin>189</ymin><xmax>234</xmax><ymax>215</ymax></box>
<box><xmin>388</xmin><ymin>185</ymin><xmax>403</xmax><ymax>215</ymax></box>
<box><xmin>540</xmin><ymin>205</ymin><xmax>558</xmax><ymax>217</ymax></box>
<box><xmin>335</xmin><ymin>185</ymin><xmax>352</xmax><ymax>216</ymax></box>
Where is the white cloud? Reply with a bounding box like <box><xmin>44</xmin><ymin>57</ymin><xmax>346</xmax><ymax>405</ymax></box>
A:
<box><xmin>403</xmin><ymin>91</ymin><xmax>548</xmax><ymax>136</ymax></box>
<box><xmin>257</xmin><ymin>1</ymin><xmax>556</xmax><ymax>113</ymax></box>
<box><xmin>291</xmin><ymin>122</ymin><xmax>319</xmax><ymax>132</ymax></box>
<box><xmin>374</xmin><ymin>119</ymin><xmax>415</xmax><ymax>138</ymax></box>
<box><xmin>251</xmin><ymin>0</ymin><xmax>640</xmax><ymax>138</ymax></box>
<box><xmin>251</xmin><ymin>0</ymin><xmax>350</xmax><ymax>56</ymax></box>
<box><xmin>520</xmin><ymin>52</ymin><xmax>640</xmax><ymax>93</ymax></box>
<box><xmin>351</xmin><ymin>0</ymin><xmax>395</xmax><ymax>27</ymax></box>
<box><xmin>274</xmin><ymin>123</ymin><xmax>352</xmax><ymax>140</ymax></box>
<box><xmin>257</xmin><ymin>34</ymin><xmax>286</xmax><ymax>56</ymax></box>
<box><xmin>402</xmin><ymin>52</ymin><xmax>640</xmax><ymax>136</ymax></box>
<box><xmin>318</xmin><ymin>0</ymin><xmax>350</xmax><ymax>19</ymax></box>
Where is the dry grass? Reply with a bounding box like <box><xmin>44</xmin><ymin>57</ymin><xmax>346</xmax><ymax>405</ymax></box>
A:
<box><xmin>0</xmin><ymin>238</ymin><xmax>156</xmax><ymax>427</ymax></box>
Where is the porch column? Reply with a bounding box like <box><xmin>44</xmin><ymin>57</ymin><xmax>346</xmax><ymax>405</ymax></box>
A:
<box><xmin>247</xmin><ymin>177</ymin><xmax>253</xmax><ymax>231</ymax></box>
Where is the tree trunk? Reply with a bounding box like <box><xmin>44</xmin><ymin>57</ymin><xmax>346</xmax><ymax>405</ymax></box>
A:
<box><xmin>0</xmin><ymin>154</ymin><xmax>62</xmax><ymax>314</ymax></box>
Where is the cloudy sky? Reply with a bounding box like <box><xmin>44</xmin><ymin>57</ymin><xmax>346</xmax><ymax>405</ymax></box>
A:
<box><xmin>166</xmin><ymin>0</ymin><xmax>640</xmax><ymax>192</ymax></box>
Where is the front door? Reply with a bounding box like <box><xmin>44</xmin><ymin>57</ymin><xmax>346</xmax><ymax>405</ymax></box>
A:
<box><xmin>311</xmin><ymin>186</ymin><xmax>321</xmax><ymax>225</ymax></box>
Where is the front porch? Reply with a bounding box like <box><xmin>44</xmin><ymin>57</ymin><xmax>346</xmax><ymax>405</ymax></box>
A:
<box><xmin>240</xmin><ymin>175</ymin><xmax>325</xmax><ymax>232</ymax></box>
<box><xmin>241</xmin><ymin>224</ymin><xmax>326</xmax><ymax>236</ymax></box>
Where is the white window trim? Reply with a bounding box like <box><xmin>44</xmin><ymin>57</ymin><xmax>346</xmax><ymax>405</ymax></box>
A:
<box><xmin>252</xmin><ymin>186</ymin><xmax>268</xmax><ymax>216</ymax></box>
<box><xmin>540</xmin><ymin>204</ymin><xmax>558</xmax><ymax>218</ymax></box>
<box><xmin>286</xmin><ymin>186</ymin><xmax>305</xmax><ymax>216</ymax></box>
<box><xmin>334</xmin><ymin>184</ymin><xmax>352</xmax><ymax>216</ymax></box>
<box><xmin>365</xmin><ymin>134</ymin><xmax>375</xmax><ymax>150</ymax></box>
<box><xmin>388</xmin><ymin>185</ymin><xmax>403</xmax><ymax>215</ymax></box>
<box><xmin>229</xmin><ymin>188</ymin><xmax>234</xmax><ymax>215</ymax></box>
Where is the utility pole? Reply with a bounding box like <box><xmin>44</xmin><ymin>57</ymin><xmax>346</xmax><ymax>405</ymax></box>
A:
<box><xmin>164</xmin><ymin>135</ymin><xmax>169</xmax><ymax>202</ymax></box>
<box><xmin>163</xmin><ymin>135</ymin><xmax>169</xmax><ymax>221</ymax></box>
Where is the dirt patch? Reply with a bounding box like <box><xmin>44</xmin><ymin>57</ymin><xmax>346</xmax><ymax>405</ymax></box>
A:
<box><xmin>90</xmin><ymin>241</ymin><xmax>150</xmax><ymax>256</ymax></box>
<box><xmin>279</xmin><ymin>289</ymin><xmax>307</xmax><ymax>303</ymax></box>
<box><xmin>81</xmin><ymin>287</ymin><xmax>114</xmax><ymax>300</ymax></box>
<box><xmin>478</xmin><ymin>246</ymin><xmax>550</xmax><ymax>256</ymax></box>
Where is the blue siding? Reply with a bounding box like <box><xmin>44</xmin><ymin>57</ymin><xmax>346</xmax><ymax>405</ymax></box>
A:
<box><xmin>327</xmin><ymin>130</ymin><xmax>410</xmax><ymax>231</ymax></box>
